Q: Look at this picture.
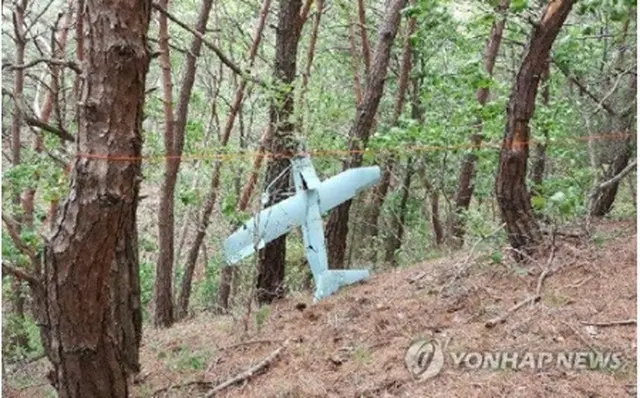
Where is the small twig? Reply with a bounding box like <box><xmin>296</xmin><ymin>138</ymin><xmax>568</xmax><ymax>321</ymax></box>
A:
<box><xmin>536</xmin><ymin>236</ymin><xmax>557</xmax><ymax>296</ymax></box>
<box><xmin>218</xmin><ymin>339</ymin><xmax>283</xmax><ymax>352</ymax></box>
<box><xmin>408</xmin><ymin>271</ymin><xmax>426</xmax><ymax>283</ymax></box>
<box><xmin>205</xmin><ymin>339</ymin><xmax>289</xmax><ymax>397</ymax></box>
<box><xmin>563</xmin><ymin>275</ymin><xmax>594</xmax><ymax>289</ymax></box>
<box><xmin>580</xmin><ymin>319</ymin><xmax>636</xmax><ymax>327</ymax></box>
<box><xmin>561</xmin><ymin>320</ymin><xmax>599</xmax><ymax>352</ymax></box>
<box><xmin>485</xmin><ymin>295</ymin><xmax>540</xmax><ymax>329</ymax></box>
<box><xmin>440</xmin><ymin>223</ymin><xmax>505</xmax><ymax>294</ymax></box>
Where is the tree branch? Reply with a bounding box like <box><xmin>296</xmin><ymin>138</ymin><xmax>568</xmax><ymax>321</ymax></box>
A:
<box><xmin>23</xmin><ymin>114</ymin><xmax>74</xmax><ymax>142</ymax></box>
<box><xmin>2</xmin><ymin>214</ymin><xmax>37</xmax><ymax>262</ymax></box>
<box><xmin>2</xmin><ymin>261</ymin><xmax>40</xmax><ymax>286</ymax></box>
<box><xmin>596</xmin><ymin>160</ymin><xmax>637</xmax><ymax>191</ymax></box>
<box><xmin>552</xmin><ymin>60</ymin><xmax>618</xmax><ymax>116</ymax></box>
<box><xmin>152</xmin><ymin>3</ymin><xmax>266</xmax><ymax>88</ymax></box>
<box><xmin>3</xmin><ymin>57</ymin><xmax>82</xmax><ymax>74</ymax></box>
<box><xmin>3</xmin><ymin>88</ymin><xmax>75</xmax><ymax>142</ymax></box>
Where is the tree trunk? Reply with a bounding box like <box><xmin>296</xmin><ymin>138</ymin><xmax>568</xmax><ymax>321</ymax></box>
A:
<box><xmin>177</xmin><ymin>0</ymin><xmax>271</xmax><ymax>318</ymax></box>
<box><xmin>496</xmin><ymin>0</ymin><xmax>574</xmax><ymax>253</ymax></box>
<box><xmin>452</xmin><ymin>0</ymin><xmax>510</xmax><ymax>246</ymax></box>
<box><xmin>325</xmin><ymin>0</ymin><xmax>405</xmax><ymax>269</ymax></box>
<box><xmin>154</xmin><ymin>0</ymin><xmax>178</xmax><ymax>328</ymax></box>
<box><xmin>590</xmin><ymin>75</ymin><xmax>636</xmax><ymax>217</ymax></box>
<box><xmin>9</xmin><ymin>0</ymin><xmax>29</xmax><ymax>351</ymax></box>
<box><xmin>589</xmin><ymin>15</ymin><xmax>635</xmax><ymax>218</ymax></box>
<box><xmin>384</xmin><ymin>157</ymin><xmax>413</xmax><ymax>265</ymax></box>
<box><xmin>530</xmin><ymin>61</ymin><xmax>551</xmax><ymax>195</ymax></box>
<box><xmin>356</xmin><ymin>0</ymin><xmax>371</xmax><ymax>74</ymax></box>
<box><xmin>361</xmin><ymin>6</ymin><xmax>415</xmax><ymax>261</ymax></box>
<box><xmin>42</xmin><ymin>1</ymin><xmax>150</xmax><ymax>396</ymax></box>
<box><xmin>256</xmin><ymin>0</ymin><xmax>303</xmax><ymax>305</ymax></box>
<box><xmin>347</xmin><ymin>18</ymin><xmax>364</xmax><ymax>105</ymax></box>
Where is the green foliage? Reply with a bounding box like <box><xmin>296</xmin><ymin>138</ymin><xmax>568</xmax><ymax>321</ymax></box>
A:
<box><xmin>140</xmin><ymin>261</ymin><xmax>155</xmax><ymax>320</ymax></box>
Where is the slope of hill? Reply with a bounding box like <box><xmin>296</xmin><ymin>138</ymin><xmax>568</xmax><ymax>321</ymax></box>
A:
<box><xmin>6</xmin><ymin>220</ymin><xmax>637</xmax><ymax>397</ymax></box>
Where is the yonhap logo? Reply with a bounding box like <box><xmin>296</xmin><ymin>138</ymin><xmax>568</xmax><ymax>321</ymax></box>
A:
<box><xmin>405</xmin><ymin>338</ymin><xmax>624</xmax><ymax>381</ymax></box>
<box><xmin>404</xmin><ymin>339</ymin><xmax>445</xmax><ymax>380</ymax></box>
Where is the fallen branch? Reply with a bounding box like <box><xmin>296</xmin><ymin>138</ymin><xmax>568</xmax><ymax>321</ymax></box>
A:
<box><xmin>205</xmin><ymin>339</ymin><xmax>289</xmax><ymax>397</ymax></box>
<box><xmin>561</xmin><ymin>320</ymin><xmax>599</xmax><ymax>352</ymax></box>
<box><xmin>580</xmin><ymin>319</ymin><xmax>636</xmax><ymax>327</ymax></box>
<box><xmin>485</xmin><ymin>295</ymin><xmax>540</xmax><ymax>329</ymax></box>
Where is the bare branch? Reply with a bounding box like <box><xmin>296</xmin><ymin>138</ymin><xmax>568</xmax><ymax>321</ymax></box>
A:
<box><xmin>2</xmin><ymin>214</ymin><xmax>37</xmax><ymax>262</ymax></box>
<box><xmin>152</xmin><ymin>2</ymin><xmax>266</xmax><ymax>88</ymax></box>
<box><xmin>552</xmin><ymin>60</ymin><xmax>618</xmax><ymax>116</ymax></box>
<box><xmin>23</xmin><ymin>114</ymin><xmax>74</xmax><ymax>142</ymax></box>
<box><xmin>2</xmin><ymin>261</ymin><xmax>41</xmax><ymax>286</ymax></box>
<box><xmin>595</xmin><ymin>160</ymin><xmax>637</xmax><ymax>191</ymax></box>
<box><xmin>3</xmin><ymin>57</ymin><xmax>82</xmax><ymax>74</ymax></box>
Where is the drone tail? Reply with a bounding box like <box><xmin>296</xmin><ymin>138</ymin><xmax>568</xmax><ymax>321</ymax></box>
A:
<box><xmin>314</xmin><ymin>269</ymin><xmax>370</xmax><ymax>302</ymax></box>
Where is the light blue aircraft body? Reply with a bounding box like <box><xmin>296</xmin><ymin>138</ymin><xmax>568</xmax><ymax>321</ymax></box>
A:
<box><xmin>224</xmin><ymin>155</ymin><xmax>381</xmax><ymax>301</ymax></box>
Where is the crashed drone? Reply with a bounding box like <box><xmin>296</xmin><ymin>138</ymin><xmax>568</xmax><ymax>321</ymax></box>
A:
<box><xmin>224</xmin><ymin>155</ymin><xmax>381</xmax><ymax>301</ymax></box>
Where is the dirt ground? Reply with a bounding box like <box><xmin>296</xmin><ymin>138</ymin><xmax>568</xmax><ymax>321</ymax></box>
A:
<box><xmin>5</xmin><ymin>220</ymin><xmax>637</xmax><ymax>397</ymax></box>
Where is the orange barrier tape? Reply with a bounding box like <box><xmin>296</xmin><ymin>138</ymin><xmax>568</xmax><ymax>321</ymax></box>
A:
<box><xmin>74</xmin><ymin>132</ymin><xmax>634</xmax><ymax>163</ymax></box>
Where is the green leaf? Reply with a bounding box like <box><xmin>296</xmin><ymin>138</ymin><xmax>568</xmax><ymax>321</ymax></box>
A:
<box><xmin>531</xmin><ymin>195</ymin><xmax>546</xmax><ymax>210</ymax></box>
<box><xmin>511</xmin><ymin>0</ymin><xmax>528</xmax><ymax>13</ymax></box>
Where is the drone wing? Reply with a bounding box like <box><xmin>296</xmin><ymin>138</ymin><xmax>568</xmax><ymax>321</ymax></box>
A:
<box><xmin>224</xmin><ymin>165</ymin><xmax>381</xmax><ymax>266</ymax></box>
<box><xmin>317</xmin><ymin>166</ymin><xmax>381</xmax><ymax>213</ymax></box>
<box><xmin>224</xmin><ymin>193</ymin><xmax>306</xmax><ymax>264</ymax></box>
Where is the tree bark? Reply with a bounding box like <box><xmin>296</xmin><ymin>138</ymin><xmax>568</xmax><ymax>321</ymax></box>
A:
<box><xmin>325</xmin><ymin>0</ymin><xmax>406</xmax><ymax>269</ymax></box>
<box><xmin>256</xmin><ymin>0</ymin><xmax>303</xmax><ymax>305</ymax></box>
<box><xmin>384</xmin><ymin>157</ymin><xmax>413</xmax><ymax>265</ymax></box>
<box><xmin>177</xmin><ymin>0</ymin><xmax>272</xmax><ymax>318</ymax></box>
<box><xmin>42</xmin><ymin>0</ymin><xmax>150</xmax><ymax>395</ymax></box>
<box><xmin>356</xmin><ymin>0</ymin><xmax>371</xmax><ymax>74</ymax></box>
<box><xmin>496</xmin><ymin>0</ymin><xmax>574</xmax><ymax>253</ymax></box>
<box><xmin>154</xmin><ymin>0</ymin><xmax>178</xmax><ymax>328</ymax></box>
<box><xmin>530</xmin><ymin>61</ymin><xmax>551</xmax><ymax>194</ymax></box>
<box><xmin>590</xmin><ymin>75</ymin><xmax>636</xmax><ymax>217</ymax></box>
<box><xmin>361</xmin><ymin>6</ymin><xmax>415</xmax><ymax>260</ymax></box>
<box><xmin>347</xmin><ymin>18</ymin><xmax>364</xmax><ymax>105</ymax></box>
<box><xmin>589</xmin><ymin>13</ymin><xmax>636</xmax><ymax>217</ymax></box>
<box><xmin>9</xmin><ymin>0</ymin><xmax>29</xmax><ymax>351</ymax></box>
<box><xmin>452</xmin><ymin>0</ymin><xmax>510</xmax><ymax>246</ymax></box>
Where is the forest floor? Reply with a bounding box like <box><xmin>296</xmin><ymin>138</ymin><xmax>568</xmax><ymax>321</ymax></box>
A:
<box><xmin>5</xmin><ymin>219</ymin><xmax>637</xmax><ymax>397</ymax></box>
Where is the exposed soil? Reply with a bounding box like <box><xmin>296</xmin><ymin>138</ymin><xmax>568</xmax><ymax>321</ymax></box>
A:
<box><xmin>5</xmin><ymin>220</ymin><xmax>637</xmax><ymax>397</ymax></box>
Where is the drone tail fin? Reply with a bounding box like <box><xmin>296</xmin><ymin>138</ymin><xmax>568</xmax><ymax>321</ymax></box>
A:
<box><xmin>313</xmin><ymin>269</ymin><xmax>370</xmax><ymax>302</ymax></box>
